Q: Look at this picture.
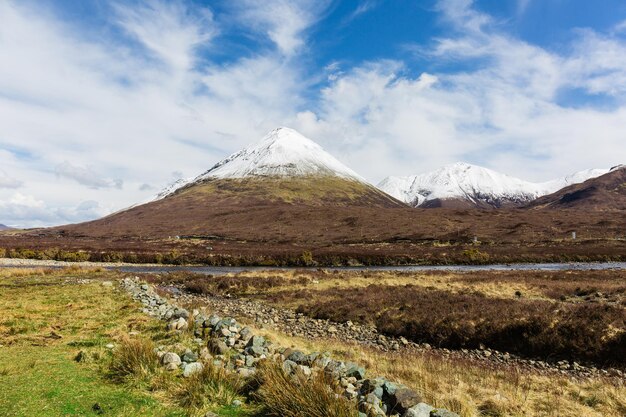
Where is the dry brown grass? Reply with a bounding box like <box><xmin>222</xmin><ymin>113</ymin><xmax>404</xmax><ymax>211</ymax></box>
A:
<box><xmin>107</xmin><ymin>336</ymin><xmax>160</xmax><ymax>384</ymax></box>
<box><xmin>157</xmin><ymin>270</ymin><xmax>626</xmax><ymax>366</ymax></box>
<box><xmin>176</xmin><ymin>361</ymin><xmax>244</xmax><ymax>410</ymax></box>
<box><xmin>255</xmin><ymin>361</ymin><xmax>358</xmax><ymax>417</ymax></box>
<box><xmin>250</xmin><ymin>327</ymin><xmax>626</xmax><ymax>417</ymax></box>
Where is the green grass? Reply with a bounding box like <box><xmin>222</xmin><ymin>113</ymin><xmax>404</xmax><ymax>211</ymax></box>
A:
<box><xmin>177</xmin><ymin>177</ymin><xmax>395</xmax><ymax>205</ymax></box>
<box><xmin>0</xmin><ymin>269</ymin><xmax>186</xmax><ymax>417</ymax></box>
<box><xmin>0</xmin><ymin>345</ymin><xmax>184</xmax><ymax>417</ymax></box>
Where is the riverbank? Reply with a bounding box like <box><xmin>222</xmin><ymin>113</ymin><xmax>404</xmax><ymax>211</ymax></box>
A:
<box><xmin>2</xmin><ymin>257</ymin><xmax>626</xmax><ymax>272</ymax></box>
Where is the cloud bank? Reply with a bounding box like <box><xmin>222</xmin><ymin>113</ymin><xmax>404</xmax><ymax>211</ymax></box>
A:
<box><xmin>0</xmin><ymin>0</ymin><xmax>624</xmax><ymax>227</ymax></box>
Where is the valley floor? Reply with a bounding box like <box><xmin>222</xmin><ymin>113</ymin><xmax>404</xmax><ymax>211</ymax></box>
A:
<box><xmin>0</xmin><ymin>267</ymin><xmax>624</xmax><ymax>417</ymax></box>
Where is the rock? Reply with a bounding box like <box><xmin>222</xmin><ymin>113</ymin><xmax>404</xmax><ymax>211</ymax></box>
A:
<box><xmin>101</xmin><ymin>281</ymin><xmax>113</xmax><ymax>287</ymax></box>
<box><xmin>346</xmin><ymin>364</ymin><xmax>366</xmax><ymax>380</ymax></box>
<box><xmin>105</xmin><ymin>343</ymin><xmax>115</xmax><ymax>349</ymax></box>
<box><xmin>181</xmin><ymin>350</ymin><xmax>198</xmax><ymax>363</ymax></box>
<box><xmin>204</xmin><ymin>412</ymin><xmax>219</xmax><ymax>417</ymax></box>
<box><xmin>404</xmin><ymin>403</ymin><xmax>434</xmax><ymax>417</ymax></box>
<box><xmin>245</xmin><ymin>345</ymin><xmax>266</xmax><ymax>357</ymax></box>
<box><xmin>239</xmin><ymin>327</ymin><xmax>253</xmax><ymax>341</ymax></box>
<box><xmin>168</xmin><ymin>317</ymin><xmax>188</xmax><ymax>331</ymax></box>
<box><xmin>171</xmin><ymin>308</ymin><xmax>190</xmax><ymax>320</ymax></box>
<box><xmin>246</xmin><ymin>335</ymin><xmax>265</xmax><ymax>348</ymax></box>
<box><xmin>282</xmin><ymin>360</ymin><xmax>298</xmax><ymax>374</ymax></box>
<box><xmin>391</xmin><ymin>387</ymin><xmax>422</xmax><ymax>414</ymax></box>
<box><xmin>231</xmin><ymin>399</ymin><xmax>242</xmax><ymax>408</ymax></box>
<box><xmin>182</xmin><ymin>362</ymin><xmax>203</xmax><ymax>377</ymax></box>
<box><xmin>162</xmin><ymin>352</ymin><xmax>181</xmax><ymax>367</ymax></box>
<box><xmin>298</xmin><ymin>365</ymin><xmax>312</xmax><ymax>377</ymax></box>
<box><xmin>208</xmin><ymin>338</ymin><xmax>229</xmax><ymax>355</ymax></box>
<box><xmin>287</xmin><ymin>350</ymin><xmax>306</xmax><ymax>364</ymax></box>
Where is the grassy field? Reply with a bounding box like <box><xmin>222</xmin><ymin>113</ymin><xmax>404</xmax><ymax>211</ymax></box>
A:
<box><xmin>0</xmin><ymin>267</ymin><xmax>189</xmax><ymax>417</ymax></box>
<box><xmin>2</xmin><ymin>267</ymin><xmax>625</xmax><ymax>417</ymax></box>
<box><xmin>0</xmin><ymin>268</ymin><xmax>357</xmax><ymax>417</ymax></box>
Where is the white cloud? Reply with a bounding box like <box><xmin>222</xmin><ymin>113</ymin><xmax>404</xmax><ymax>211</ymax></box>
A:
<box><xmin>0</xmin><ymin>0</ymin><xmax>625</xmax><ymax>228</ymax></box>
<box><xmin>113</xmin><ymin>0</ymin><xmax>216</xmax><ymax>73</ymax></box>
<box><xmin>228</xmin><ymin>0</ymin><xmax>331</xmax><ymax>56</ymax></box>
<box><xmin>293</xmin><ymin>0</ymin><xmax>626</xmax><ymax>181</ymax></box>
<box><xmin>0</xmin><ymin>171</ymin><xmax>23</xmax><ymax>189</ymax></box>
<box><xmin>55</xmin><ymin>162</ymin><xmax>123</xmax><ymax>189</ymax></box>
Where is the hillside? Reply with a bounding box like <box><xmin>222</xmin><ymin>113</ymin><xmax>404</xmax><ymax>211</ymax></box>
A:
<box><xmin>528</xmin><ymin>166</ymin><xmax>626</xmax><ymax>210</ymax></box>
<box><xmin>51</xmin><ymin>128</ymin><xmax>405</xmax><ymax>239</ymax></box>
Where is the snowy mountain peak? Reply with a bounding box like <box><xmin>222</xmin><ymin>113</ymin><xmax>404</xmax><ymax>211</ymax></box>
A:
<box><xmin>196</xmin><ymin>127</ymin><xmax>362</xmax><ymax>181</ymax></box>
<box><xmin>155</xmin><ymin>128</ymin><xmax>365</xmax><ymax>199</ymax></box>
<box><xmin>378</xmin><ymin>163</ymin><xmax>609</xmax><ymax>208</ymax></box>
<box><xmin>195</xmin><ymin>127</ymin><xmax>363</xmax><ymax>181</ymax></box>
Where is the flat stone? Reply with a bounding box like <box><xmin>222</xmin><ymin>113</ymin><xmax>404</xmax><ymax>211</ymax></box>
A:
<box><xmin>404</xmin><ymin>403</ymin><xmax>434</xmax><ymax>417</ymax></box>
<box><xmin>181</xmin><ymin>350</ymin><xmax>198</xmax><ymax>363</ymax></box>
<box><xmin>162</xmin><ymin>352</ymin><xmax>181</xmax><ymax>366</ymax></box>
<box><xmin>182</xmin><ymin>362</ymin><xmax>203</xmax><ymax>377</ymax></box>
<box><xmin>391</xmin><ymin>387</ymin><xmax>422</xmax><ymax>414</ymax></box>
<box><xmin>246</xmin><ymin>335</ymin><xmax>265</xmax><ymax>348</ymax></box>
<box><xmin>208</xmin><ymin>338</ymin><xmax>229</xmax><ymax>355</ymax></box>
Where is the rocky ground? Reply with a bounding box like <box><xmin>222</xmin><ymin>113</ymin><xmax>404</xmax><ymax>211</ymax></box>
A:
<box><xmin>158</xmin><ymin>284</ymin><xmax>625</xmax><ymax>381</ymax></box>
<box><xmin>121</xmin><ymin>277</ymin><xmax>461</xmax><ymax>417</ymax></box>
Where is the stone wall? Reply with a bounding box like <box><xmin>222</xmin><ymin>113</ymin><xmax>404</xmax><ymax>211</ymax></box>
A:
<box><xmin>120</xmin><ymin>277</ymin><xmax>460</xmax><ymax>417</ymax></box>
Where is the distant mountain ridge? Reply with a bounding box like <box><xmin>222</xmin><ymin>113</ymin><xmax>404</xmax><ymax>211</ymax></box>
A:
<box><xmin>528</xmin><ymin>165</ymin><xmax>626</xmax><ymax>210</ymax></box>
<box><xmin>378</xmin><ymin>162</ymin><xmax>609</xmax><ymax>208</ymax></box>
<box><xmin>0</xmin><ymin>224</ymin><xmax>11</xmax><ymax>231</ymax></box>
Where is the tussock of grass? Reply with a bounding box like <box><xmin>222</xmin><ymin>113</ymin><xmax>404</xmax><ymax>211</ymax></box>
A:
<box><xmin>255</xmin><ymin>362</ymin><xmax>358</xmax><ymax>417</ymax></box>
<box><xmin>107</xmin><ymin>337</ymin><xmax>160</xmax><ymax>384</ymax></box>
<box><xmin>176</xmin><ymin>361</ymin><xmax>244</xmax><ymax>410</ymax></box>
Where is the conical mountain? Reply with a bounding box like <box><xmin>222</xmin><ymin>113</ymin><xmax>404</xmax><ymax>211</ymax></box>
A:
<box><xmin>60</xmin><ymin>127</ymin><xmax>405</xmax><ymax>239</ymax></box>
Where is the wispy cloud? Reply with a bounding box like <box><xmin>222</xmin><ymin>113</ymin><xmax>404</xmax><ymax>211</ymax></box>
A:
<box><xmin>0</xmin><ymin>171</ymin><xmax>23</xmax><ymax>189</ymax></box>
<box><xmin>344</xmin><ymin>0</ymin><xmax>380</xmax><ymax>23</ymax></box>
<box><xmin>228</xmin><ymin>0</ymin><xmax>332</xmax><ymax>56</ymax></box>
<box><xmin>113</xmin><ymin>0</ymin><xmax>216</xmax><ymax>72</ymax></box>
<box><xmin>55</xmin><ymin>162</ymin><xmax>123</xmax><ymax>189</ymax></box>
<box><xmin>517</xmin><ymin>0</ymin><xmax>532</xmax><ymax>15</ymax></box>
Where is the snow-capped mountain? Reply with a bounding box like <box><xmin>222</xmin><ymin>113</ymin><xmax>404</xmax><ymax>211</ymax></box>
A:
<box><xmin>378</xmin><ymin>162</ymin><xmax>609</xmax><ymax>208</ymax></box>
<box><xmin>198</xmin><ymin>127</ymin><xmax>362</xmax><ymax>180</ymax></box>
<box><xmin>157</xmin><ymin>127</ymin><xmax>366</xmax><ymax>199</ymax></box>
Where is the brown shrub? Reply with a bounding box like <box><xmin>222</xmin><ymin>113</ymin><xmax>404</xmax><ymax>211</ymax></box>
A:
<box><xmin>294</xmin><ymin>285</ymin><xmax>626</xmax><ymax>366</ymax></box>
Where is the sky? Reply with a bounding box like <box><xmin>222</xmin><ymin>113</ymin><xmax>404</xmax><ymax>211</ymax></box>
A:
<box><xmin>1</xmin><ymin>0</ymin><xmax>626</xmax><ymax>227</ymax></box>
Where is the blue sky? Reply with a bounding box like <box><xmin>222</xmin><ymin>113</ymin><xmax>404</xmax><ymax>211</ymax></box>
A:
<box><xmin>0</xmin><ymin>0</ymin><xmax>625</xmax><ymax>227</ymax></box>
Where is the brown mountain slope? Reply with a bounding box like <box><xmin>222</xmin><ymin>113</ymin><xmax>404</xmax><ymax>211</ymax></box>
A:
<box><xmin>528</xmin><ymin>167</ymin><xmax>626</xmax><ymax>210</ymax></box>
<box><xmin>53</xmin><ymin>176</ymin><xmax>407</xmax><ymax>239</ymax></box>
